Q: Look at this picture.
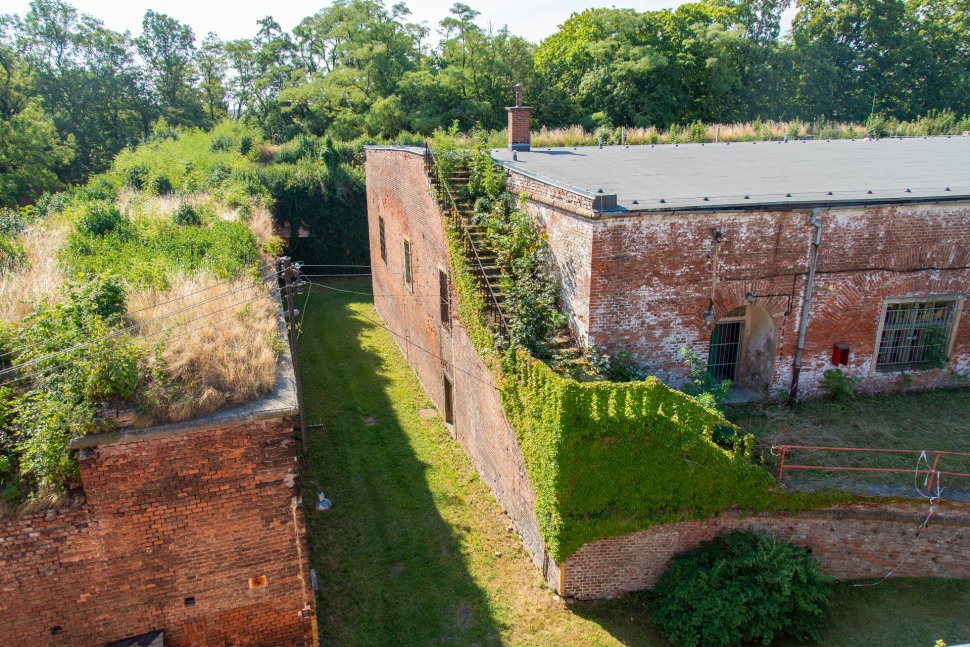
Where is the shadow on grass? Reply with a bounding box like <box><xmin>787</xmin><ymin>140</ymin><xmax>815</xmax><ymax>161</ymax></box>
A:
<box><xmin>297</xmin><ymin>287</ymin><xmax>502</xmax><ymax>647</ymax></box>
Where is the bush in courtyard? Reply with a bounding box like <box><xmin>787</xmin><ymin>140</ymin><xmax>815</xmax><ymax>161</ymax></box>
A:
<box><xmin>650</xmin><ymin>530</ymin><xmax>833</xmax><ymax>647</ymax></box>
<box><xmin>679</xmin><ymin>347</ymin><xmax>732</xmax><ymax>413</ymax></box>
<box><xmin>124</xmin><ymin>163</ymin><xmax>149</xmax><ymax>190</ymax></box>
<box><xmin>146</xmin><ymin>173</ymin><xmax>173</xmax><ymax>196</ymax></box>
<box><xmin>818</xmin><ymin>368</ymin><xmax>859</xmax><ymax>401</ymax></box>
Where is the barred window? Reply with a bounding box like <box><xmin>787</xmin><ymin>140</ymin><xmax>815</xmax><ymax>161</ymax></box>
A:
<box><xmin>378</xmin><ymin>215</ymin><xmax>386</xmax><ymax>263</ymax></box>
<box><xmin>439</xmin><ymin>269</ymin><xmax>450</xmax><ymax>324</ymax></box>
<box><xmin>403</xmin><ymin>237</ymin><xmax>412</xmax><ymax>290</ymax></box>
<box><xmin>875</xmin><ymin>300</ymin><xmax>956</xmax><ymax>370</ymax></box>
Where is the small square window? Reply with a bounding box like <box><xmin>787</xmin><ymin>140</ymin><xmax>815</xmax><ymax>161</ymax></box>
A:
<box><xmin>876</xmin><ymin>299</ymin><xmax>957</xmax><ymax>371</ymax></box>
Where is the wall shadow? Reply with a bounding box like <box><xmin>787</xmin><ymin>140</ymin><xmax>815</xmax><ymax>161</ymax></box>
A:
<box><xmin>297</xmin><ymin>287</ymin><xmax>503</xmax><ymax>646</ymax></box>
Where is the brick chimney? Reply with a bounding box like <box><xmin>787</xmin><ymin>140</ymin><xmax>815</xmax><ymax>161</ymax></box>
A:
<box><xmin>506</xmin><ymin>83</ymin><xmax>531</xmax><ymax>151</ymax></box>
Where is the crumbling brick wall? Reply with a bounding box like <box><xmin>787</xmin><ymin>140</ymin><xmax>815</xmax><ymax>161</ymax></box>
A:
<box><xmin>0</xmin><ymin>418</ymin><xmax>316</xmax><ymax>647</ymax></box>
<box><xmin>364</xmin><ymin>147</ymin><xmax>551</xmax><ymax>575</ymax></box>
<box><xmin>507</xmin><ymin>168</ymin><xmax>970</xmax><ymax>397</ymax></box>
<box><xmin>561</xmin><ymin>502</ymin><xmax>970</xmax><ymax>599</ymax></box>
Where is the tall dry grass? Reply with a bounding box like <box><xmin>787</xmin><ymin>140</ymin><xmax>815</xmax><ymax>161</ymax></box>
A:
<box><xmin>0</xmin><ymin>218</ymin><xmax>70</xmax><ymax>326</ymax></box>
<box><xmin>128</xmin><ymin>273</ymin><xmax>283</xmax><ymax>425</ymax></box>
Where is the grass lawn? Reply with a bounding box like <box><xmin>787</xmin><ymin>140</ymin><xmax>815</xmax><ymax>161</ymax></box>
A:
<box><xmin>297</xmin><ymin>279</ymin><xmax>970</xmax><ymax>646</ymax></box>
<box><xmin>726</xmin><ymin>390</ymin><xmax>970</xmax><ymax>487</ymax></box>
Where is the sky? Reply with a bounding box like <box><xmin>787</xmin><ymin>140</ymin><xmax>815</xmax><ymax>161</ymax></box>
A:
<box><xmin>3</xmin><ymin>0</ymin><xmax>797</xmax><ymax>45</ymax></box>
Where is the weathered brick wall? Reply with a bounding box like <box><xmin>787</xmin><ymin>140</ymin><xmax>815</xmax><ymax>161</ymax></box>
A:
<box><xmin>365</xmin><ymin>148</ymin><xmax>551</xmax><ymax>575</ymax></box>
<box><xmin>562</xmin><ymin>502</ymin><xmax>970</xmax><ymax>599</ymax></box>
<box><xmin>0</xmin><ymin>419</ymin><xmax>316</xmax><ymax>647</ymax></box>
<box><xmin>517</xmin><ymin>197</ymin><xmax>970</xmax><ymax>397</ymax></box>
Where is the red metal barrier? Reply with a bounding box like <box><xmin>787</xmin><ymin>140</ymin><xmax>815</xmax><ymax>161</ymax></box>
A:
<box><xmin>774</xmin><ymin>445</ymin><xmax>970</xmax><ymax>490</ymax></box>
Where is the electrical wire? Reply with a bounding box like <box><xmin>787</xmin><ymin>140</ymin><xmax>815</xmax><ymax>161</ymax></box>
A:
<box><xmin>0</xmin><ymin>263</ymin><xmax>279</xmax><ymax>360</ymax></box>
<box><xmin>301</xmin><ymin>279</ymin><xmax>448</xmax><ymax>306</ymax></box>
<box><xmin>0</xmin><ymin>281</ymin><xmax>284</xmax><ymax>379</ymax></box>
<box><xmin>2</xmin><ymin>289</ymin><xmax>281</xmax><ymax>387</ymax></box>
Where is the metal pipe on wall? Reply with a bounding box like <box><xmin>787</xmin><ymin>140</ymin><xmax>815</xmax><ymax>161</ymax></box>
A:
<box><xmin>788</xmin><ymin>209</ymin><xmax>823</xmax><ymax>403</ymax></box>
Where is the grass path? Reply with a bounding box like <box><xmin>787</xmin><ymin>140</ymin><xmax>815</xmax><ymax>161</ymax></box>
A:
<box><xmin>298</xmin><ymin>281</ymin><xmax>970</xmax><ymax>646</ymax></box>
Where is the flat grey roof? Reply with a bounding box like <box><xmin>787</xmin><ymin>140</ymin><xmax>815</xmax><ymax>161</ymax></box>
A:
<box><xmin>491</xmin><ymin>136</ymin><xmax>970</xmax><ymax>212</ymax></box>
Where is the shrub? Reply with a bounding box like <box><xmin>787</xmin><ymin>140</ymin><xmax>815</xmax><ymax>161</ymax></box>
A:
<box><xmin>124</xmin><ymin>163</ymin><xmax>149</xmax><ymax>190</ymax></box>
<box><xmin>35</xmin><ymin>191</ymin><xmax>72</xmax><ymax>216</ymax></box>
<box><xmin>650</xmin><ymin>530</ymin><xmax>833</xmax><ymax>647</ymax></box>
<box><xmin>147</xmin><ymin>173</ymin><xmax>173</xmax><ymax>196</ymax></box>
<box><xmin>172</xmin><ymin>202</ymin><xmax>201</xmax><ymax>227</ymax></box>
<box><xmin>0</xmin><ymin>237</ymin><xmax>26</xmax><ymax>273</ymax></box>
<box><xmin>818</xmin><ymin>368</ymin><xmax>858</xmax><ymax>401</ymax></box>
<box><xmin>680</xmin><ymin>347</ymin><xmax>732</xmax><ymax>413</ymax></box>
<box><xmin>77</xmin><ymin>203</ymin><xmax>129</xmax><ymax>237</ymax></box>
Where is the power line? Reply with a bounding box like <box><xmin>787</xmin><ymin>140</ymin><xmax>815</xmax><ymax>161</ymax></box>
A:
<box><xmin>0</xmin><ymin>280</ymin><xmax>284</xmax><ymax>379</ymax></box>
<box><xmin>2</xmin><ymin>289</ymin><xmax>281</xmax><ymax>387</ymax></box>
<box><xmin>0</xmin><ymin>263</ymin><xmax>279</xmax><ymax>360</ymax></box>
<box><xmin>301</xmin><ymin>279</ymin><xmax>449</xmax><ymax>306</ymax></box>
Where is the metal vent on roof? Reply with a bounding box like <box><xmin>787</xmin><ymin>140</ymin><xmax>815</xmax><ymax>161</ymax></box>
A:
<box><xmin>592</xmin><ymin>194</ymin><xmax>618</xmax><ymax>211</ymax></box>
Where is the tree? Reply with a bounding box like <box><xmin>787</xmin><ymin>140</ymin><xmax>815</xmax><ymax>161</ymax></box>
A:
<box><xmin>197</xmin><ymin>32</ymin><xmax>228</xmax><ymax>123</ymax></box>
<box><xmin>0</xmin><ymin>102</ymin><xmax>75</xmax><ymax>205</ymax></box>
<box><xmin>136</xmin><ymin>10</ymin><xmax>203</xmax><ymax>126</ymax></box>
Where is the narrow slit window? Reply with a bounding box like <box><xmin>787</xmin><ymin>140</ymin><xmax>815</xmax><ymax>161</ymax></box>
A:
<box><xmin>876</xmin><ymin>300</ymin><xmax>957</xmax><ymax>370</ymax></box>
<box><xmin>378</xmin><ymin>215</ymin><xmax>386</xmax><ymax>263</ymax></box>
<box><xmin>403</xmin><ymin>238</ymin><xmax>412</xmax><ymax>290</ymax></box>
<box><xmin>443</xmin><ymin>376</ymin><xmax>454</xmax><ymax>424</ymax></box>
<box><xmin>439</xmin><ymin>270</ymin><xmax>450</xmax><ymax>324</ymax></box>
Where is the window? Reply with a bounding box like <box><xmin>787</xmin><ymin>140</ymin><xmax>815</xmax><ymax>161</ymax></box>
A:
<box><xmin>439</xmin><ymin>270</ymin><xmax>450</xmax><ymax>324</ymax></box>
<box><xmin>403</xmin><ymin>237</ymin><xmax>412</xmax><ymax>290</ymax></box>
<box><xmin>443</xmin><ymin>376</ymin><xmax>454</xmax><ymax>424</ymax></box>
<box><xmin>378</xmin><ymin>215</ymin><xmax>386</xmax><ymax>263</ymax></box>
<box><xmin>875</xmin><ymin>299</ymin><xmax>958</xmax><ymax>370</ymax></box>
<box><xmin>707</xmin><ymin>306</ymin><xmax>747</xmax><ymax>382</ymax></box>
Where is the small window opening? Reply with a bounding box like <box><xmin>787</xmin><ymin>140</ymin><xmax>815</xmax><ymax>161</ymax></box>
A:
<box><xmin>439</xmin><ymin>270</ymin><xmax>450</xmax><ymax>324</ymax></box>
<box><xmin>876</xmin><ymin>300</ymin><xmax>956</xmax><ymax>370</ymax></box>
<box><xmin>184</xmin><ymin>596</ymin><xmax>196</xmax><ymax>607</ymax></box>
<box><xmin>50</xmin><ymin>627</ymin><xmax>63</xmax><ymax>636</ymax></box>
<box><xmin>378</xmin><ymin>215</ymin><xmax>387</xmax><ymax>263</ymax></box>
<box><xmin>403</xmin><ymin>238</ymin><xmax>412</xmax><ymax>290</ymax></box>
<box><xmin>443</xmin><ymin>376</ymin><xmax>454</xmax><ymax>424</ymax></box>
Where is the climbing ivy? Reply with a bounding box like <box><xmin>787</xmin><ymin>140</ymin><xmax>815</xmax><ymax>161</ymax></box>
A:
<box><xmin>501</xmin><ymin>350</ymin><xmax>848</xmax><ymax>562</ymax></box>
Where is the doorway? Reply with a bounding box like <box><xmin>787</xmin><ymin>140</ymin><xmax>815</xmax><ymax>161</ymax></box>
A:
<box><xmin>707</xmin><ymin>305</ymin><xmax>778</xmax><ymax>394</ymax></box>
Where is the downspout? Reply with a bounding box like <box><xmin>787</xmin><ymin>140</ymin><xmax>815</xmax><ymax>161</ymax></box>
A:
<box><xmin>788</xmin><ymin>209</ymin><xmax>823</xmax><ymax>403</ymax></box>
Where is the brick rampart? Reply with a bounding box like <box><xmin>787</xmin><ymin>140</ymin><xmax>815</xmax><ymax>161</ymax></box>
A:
<box><xmin>562</xmin><ymin>501</ymin><xmax>970</xmax><ymax>599</ymax></box>
<box><xmin>0</xmin><ymin>418</ymin><xmax>316</xmax><ymax>646</ymax></box>
<box><xmin>364</xmin><ymin>148</ymin><xmax>552</xmax><ymax>575</ymax></box>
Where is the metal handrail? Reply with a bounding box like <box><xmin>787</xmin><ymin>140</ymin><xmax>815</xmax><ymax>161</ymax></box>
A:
<box><xmin>424</xmin><ymin>141</ymin><xmax>511</xmax><ymax>339</ymax></box>
<box><xmin>774</xmin><ymin>444</ymin><xmax>970</xmax><ymax>492</ymax></box>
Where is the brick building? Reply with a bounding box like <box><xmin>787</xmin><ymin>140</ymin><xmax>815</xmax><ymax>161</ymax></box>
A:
<box><xmin>0</xmin><ymin>353</ymin><xmax>318</xmax><ymax>646</ymax></box>
<box><xmin>364</xmin><ymin>121</ymin><xmax>970</xmax><ymax>596</ymax></box>
<box><xmin>492</xmin><ymin>130</ymin><xmax>970</xmax><ymax>399</ymax></box>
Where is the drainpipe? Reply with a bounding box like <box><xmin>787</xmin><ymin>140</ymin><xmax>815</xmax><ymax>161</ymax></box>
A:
<box><xmin>788</xmin><ymin>209</ymin><xmax>823</xmax><ymax>403</ymax></box>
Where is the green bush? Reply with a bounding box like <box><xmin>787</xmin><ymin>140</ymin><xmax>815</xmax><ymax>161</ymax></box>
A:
<box><xmin>818</xmin><ymin>368</ymin><xmax>858</xmax><ymax>401</ymax></box>
<box><xmin>124</xmin><ymin>163</ymin><xmax>149</xmax><ymax>190</ymax></box>
<box><xmin>172</xmin><ymin>202</ymin><xmax>201</xmax><ymax>227</ymax></box>
<box><xmin>0</xmin><ymin>237</ymin><xmax>26</xmax><ymax>273</ymax></box>
<box><xmin>77</xmin><ymin>203</ymin><xmax>129</xmax><ymax>237</ymax></box>
<box><xmin>146</xmin><ymin>173</ymin><xmax>173</xmax><ymax>196</ymax></box>
<box><xmin>680</xmin><ymin>347</ymin><xmax>733</xmax><ymax>413</ymax></box>
<box><xmin>650</xmin><ymin>530</ymin><xmax>833</xmax><ymax>647</ymax></box>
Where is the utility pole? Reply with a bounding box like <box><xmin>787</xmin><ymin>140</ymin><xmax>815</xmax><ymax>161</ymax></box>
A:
<box><xmin>279</xmin><ymin>257</ymin><xmax>308</xmax><ymax>456</ymax></box>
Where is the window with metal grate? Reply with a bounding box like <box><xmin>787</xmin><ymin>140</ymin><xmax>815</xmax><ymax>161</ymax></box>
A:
<box><xmin>876</xmin><ymin>300</ymin><xmax>956</xmax><ymax>370</ymax></box>
<box><xmin>378</xmin><ymin>215</ymin><xmax>386</xmax><ymax>263</ymax></box>
<box><xmin>439</xmin><ymin>270</ymin><xmax>450</xmax><ymax>324</ymax></box>
<box><xmin>403</xmin><ymin>237</ymin><xmax>412</xmax><ymax>290</ymax></box>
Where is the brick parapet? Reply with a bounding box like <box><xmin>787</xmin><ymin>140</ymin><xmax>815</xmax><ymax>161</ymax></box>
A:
<box><xmin>0</xmin><ymin>418</ymin><xmax>316</xmax><ymax>647</ymax></box>
<box><xmin>561</xmin><ymin>502</ymin><xmax>970</xmax><ymax>599</ymax></box>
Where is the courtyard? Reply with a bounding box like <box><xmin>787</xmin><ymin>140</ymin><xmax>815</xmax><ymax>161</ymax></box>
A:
<box><xmin>296</xmin><ymin>279</ymin><xmax>969</xmax><ymax>646</ymax></box>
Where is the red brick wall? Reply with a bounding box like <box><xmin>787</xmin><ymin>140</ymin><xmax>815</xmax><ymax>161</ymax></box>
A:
<box><xmin>0</xmin><ymin>419</ymin><xmax>316</xmax><ymax>647</ymax></box>
<box><xmin>505</xmin><ymin>177</ymin><xmax>970</xmax><ymax>397</ymax></box>
<box><xmin>364</xmin><ymin>148</ymin><xmax>552</xmax><ymax>574</ymax></box>
<box><xmin>562</xmin><ymin>502</ymin><xmax>970</xmax><ymax>599</ymax></box>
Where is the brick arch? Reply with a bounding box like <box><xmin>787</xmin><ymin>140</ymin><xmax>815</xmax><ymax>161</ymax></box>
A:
<box><xmin>710</xmin><ymin>279</ymin><xmax>791</xmax><ymax>322</ymax></box>
<box><xmin>814</xmin><ymin>245</ymin><xmax>970</xmax><ymax>331</ymax></box>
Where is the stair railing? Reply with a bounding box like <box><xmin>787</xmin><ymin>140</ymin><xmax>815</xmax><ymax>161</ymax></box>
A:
<box><xmin>424</xmin><ymin>140</ymin><xmax>511</xmax><ymax>339</ymax></box>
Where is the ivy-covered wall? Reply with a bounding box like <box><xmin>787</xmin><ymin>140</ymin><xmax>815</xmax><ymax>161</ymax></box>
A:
<box><xmin>500</xmin><ymin>351</ymin><xmax>843</xmax><ymax>561</ymax></box>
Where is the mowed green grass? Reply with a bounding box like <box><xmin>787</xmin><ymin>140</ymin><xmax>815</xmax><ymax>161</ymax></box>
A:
<box><xmin>298</xmin><ymin>280</ymin><xmax>970</xmax><ymax>646</ymax></box>
<box><xmin>727</xmin><ymin>389</ymin><xmax>970</xmax><ymax>486</ymax></box>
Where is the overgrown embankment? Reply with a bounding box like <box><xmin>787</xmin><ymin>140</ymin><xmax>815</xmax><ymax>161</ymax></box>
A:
<box><xmin>431</xmin><ymin>131</ymin><xmax>845</xmax><ymax>561</ymax></box>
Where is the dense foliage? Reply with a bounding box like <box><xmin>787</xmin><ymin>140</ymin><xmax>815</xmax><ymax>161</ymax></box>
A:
<box><xmin>3</xmin><ymin>0</ymin><xmax>970</xmax><ymax>204</ymax></box>
<box><xmin>651</xmin><ymin>530</ymin><xmax>833</xmax><ymax>646</ymax></box>
<box><xmin>500</xmin><ymin>351</ymin><xmax>842</xmax><ymax>561</ymax></box>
